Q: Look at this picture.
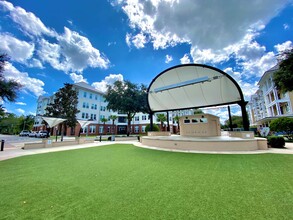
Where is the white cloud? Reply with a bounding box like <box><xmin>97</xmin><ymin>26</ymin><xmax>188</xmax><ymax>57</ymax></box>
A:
<box><xmin>27</xmin><ymin>58</ymin><xmax>44</xmax><ymax>68</ymax></box>
<box><xmin>117</xmin><ymin>0</ymin><xmax>288</xmax><ymax>50</ymax></box>
<box><xmin>165</xmin><ymin>54</ymin><xmax>173</xmax><ymax>63</ymax></box>
<box><xmin>37</xmin><ymin>39</ymin><xmax>61</xmax><ymax>69</ymax></box>
<box><xmin>38</xmin><ymin>28</ymin><xmax>111</xmax><ymax>72</ymax></box>
<box><xmin>0</xmin><ymin>33</ymin><xmax>34</xmax><ymax>62</ymax></box>
<box><xmin>224</xmin><ymin>67</ymin><xmax>258</xmax><ymax>99</ymax></box>
<box><xmin>131</xmin><ymin>33</ymin><xmax>147</xmax><ymax>48</ymax></box>
<box><xmin>70</xmin><ymin>73</ymin><xmax>88</xmax><ymax>83</ymax></box>
<box><xmin>191</xmin><ymin>47</ymin><xmax>229</xmax><ymax>64</ymax></box>
<box><xmin>92</xmin><ymin>74</ymin><xmax>124</xmax><ymax>93</ymax></box>
<box><xmin>0</xmin><ymin>1</ymin><xmax>56</xmax><ymax>37</ymax></box>
<box><xmin>57</xmin><ymin>27</ymin><xmax>110</xmax><ymax>71</ymax></box>
<box><xmin>15</xmin><ymin>102</ymin><xmax>26</xmax><ymax>106</ymax></box>
<box><xmin>0</xmin><ymin>2</ymin><xmax>111</xmax><ymax>73</ymax></box>
<box><xmin>3</xmin><ymin>63</ymin><xmax>46</xmax><ymax>96</ymax></box>
<box><xmin>240</xmin><ymin>51</ymin><xmax>277</xmax><ymax>78</ymax></box>
<box><xmin>16</xmin><ymin>108</ymin><xmax>25</xmax><ymax>115</ymax></box>
<box><xmin>283</xmin><ymin>23</ymin><xmax>290</xmax><ymax>30</ymax></box>
<box><xmin>117</xmin><ymin>0</ymin><xmax>288</xmax><ymax>79</ymax></box>
<box><xmin>125</xmin><ymin>33</ymin><xmax>132</xmax><ymax>47</ymax></box>
<box><xmin>180</xmin><ymin>54</ymin><xmax>191</xmax><ymax>64</ymax></box>
<box><xmin>274</xmin><ymin>40</ymin><xmax>292</xmax><ymax>53</ymax></box>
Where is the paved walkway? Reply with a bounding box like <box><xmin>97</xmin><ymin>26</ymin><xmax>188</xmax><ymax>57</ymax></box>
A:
<box><xmin>1</xmin><ymin>137</ymin><xmax>293</xmax><ymax>161</ymax></box>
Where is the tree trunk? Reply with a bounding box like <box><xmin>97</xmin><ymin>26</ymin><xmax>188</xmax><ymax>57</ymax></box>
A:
<box><xmin>127</xmin><ymin>113</ymin><xmax>132</xmax><ymax>137</ymax></box>
<box><xmin>61</xmin><ymin>123</ymin><xmax>64</xmax><ymax>142</ymax></box>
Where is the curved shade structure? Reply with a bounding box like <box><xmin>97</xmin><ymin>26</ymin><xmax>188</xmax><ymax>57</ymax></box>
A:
<box><xmin>42</xmin><ymin>117</ymin><xmax>67</xmax><ymax>128</ymax></box>
<box><xmin>148</xmin><ymin>64</ymin><xmax>244</xmax><ymax>112</ymax></box>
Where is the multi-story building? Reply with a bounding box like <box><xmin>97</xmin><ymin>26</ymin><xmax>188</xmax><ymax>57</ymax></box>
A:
<box><xmin>34</xmin><ymin>82</ymin><xmax>191</xmax><ymax>136</ymax></box>
<box><xmin>248</xmin><ymin>65</ymin><xmax>293</xmax><ymax>128</ymax></box>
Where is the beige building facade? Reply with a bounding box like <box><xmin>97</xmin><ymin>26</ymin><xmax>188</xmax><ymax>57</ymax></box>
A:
<box><xmin>248</xmin><ymin>65</ymin><xmax>293</xmax><ymax>128</ymax></box>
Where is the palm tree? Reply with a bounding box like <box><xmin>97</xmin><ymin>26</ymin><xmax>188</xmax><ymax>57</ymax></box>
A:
<box><xmin>156</xmin><ymin>113</ymin><xmax>167</xmax><ymax>131</ymax></box>
<box><xmin>101</xmin><ymin>118</ymin><xmax>108</xmax><ymax>135</ymax></box>
<box><xmin>174</xmin><ymin>115</ymin><xmax>180</xmax><ymax>134</ymax></box>
<box><xmin>109</xmin><ymin>115</ymin><xmax>118</xmax><ymax>135</ymax></box>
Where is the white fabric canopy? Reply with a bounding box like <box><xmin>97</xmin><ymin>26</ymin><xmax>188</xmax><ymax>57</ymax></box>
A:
<box><xmin>42</xmin><ymin>117</ymin><xmax>67</xmax><ymax>128</ymax></box>
<box><xmin>77</xmin><ymin>120</ymin><xmax>92</xmax><ymax>128</ymax></box>
<box><xmin>148</xmin><ymin>64</ymin><xmax>244</xmax><ymax>112</ymax></box>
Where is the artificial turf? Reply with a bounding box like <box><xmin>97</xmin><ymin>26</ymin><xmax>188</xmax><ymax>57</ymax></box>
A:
<box><xmin>0</xmin><ymin>144</ymin><xmax>292</xmax><ymax>219</ymax></box>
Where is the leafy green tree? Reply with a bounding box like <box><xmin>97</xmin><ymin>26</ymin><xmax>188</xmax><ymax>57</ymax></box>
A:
<box><xmin>19</xmin><ymin>115</ymin><xmax>35</xmax><ymax>131</ymax></box>
<box><xmin>174</xmin><ymin>115</ymin><xmax>180</xmax><ymax>133</ymax></box>
<box><xmin>45</xmin><ymin>83</ymin><xmax>80</xmax><ymax>134</ymax></box>
<box><xmin>0</xmin><ymin>53</ymin><xmax>22</xmax><ymax>112</ymax></box>
<box><xmin>0</xmin><ymin>113</ymin><xmax>21</xmax><ymax>134</ymax></box>
<box><xmin>224</xmin><ymin>115</ymin><xmax>244</xmax><ymax>129</ymax></box>
<box><xmin>104</xmin><ymin>80</ymin><xmax>148</xmax><ymax>136</ymax></box>
<box><xmin>273</xmin><ymin>48</ymin><xmax>293</xmax><ymax>93</ymax></box>
<box><xmin>156</xmin><ymin>113</ymin><xmax>167</xmax><ymax>131</ymax></box>
<box><xmin>270</xmin><ymin>117</ymin><xmax>293</xmax><ymax>139</ymax></box>
<box><xmin>145</xmin><ymin>124</ymin><xmax>160</xmax><ymax>132</ymax></box>
<box><xmin>194</xmin><ymin>108</ymin><xmax>204</xmax><ymax>114</ymax></box>
<box><xmin>0</xmin><ymin>104</ymin><xmax>5</xmax><ymax>118</ymax></box>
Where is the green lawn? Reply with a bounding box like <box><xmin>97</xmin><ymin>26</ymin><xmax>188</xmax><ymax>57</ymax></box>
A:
<box><xmin>0</xmin><ymin>144</ymin><xmax>292</xmax><ymax>219</ymax></box>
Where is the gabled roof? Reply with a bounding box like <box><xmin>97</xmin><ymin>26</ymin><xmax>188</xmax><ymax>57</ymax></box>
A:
<box><xmin>147</xmin><ymin>64</ymin><xmax>245</xmax><ymax>112</ymax></box>
<box><xmin>73</xmin><ymin>82</ymin><xmax>104</xmax><ymax>95</ymax></box>
<box><xmin>258</xmin><ymin>64</ymin><xmax>279</xmax><ymax>85</ymax></box>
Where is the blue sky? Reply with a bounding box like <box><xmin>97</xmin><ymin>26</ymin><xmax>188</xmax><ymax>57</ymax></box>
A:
<box><xmin>0</xmin><ymin>0</ymin><xmax>292</xmax><ymax>122</ymax></box>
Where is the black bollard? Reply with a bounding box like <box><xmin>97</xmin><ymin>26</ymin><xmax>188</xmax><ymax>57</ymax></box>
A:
<box><xmin>1</xmin><ymin>140</ymin><xmax>4</xmax><ymax>151</ymax></box>
<box><xmin>99</xmin><ymin>135</ymin><xmax>102</xmax><ymax>142</ymax></box>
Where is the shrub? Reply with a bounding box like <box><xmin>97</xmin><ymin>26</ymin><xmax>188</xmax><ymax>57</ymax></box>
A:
<box><xmin>267</xmin><ymin>136</ymin><xmax>285</xmax><ymax>148</ymax></box>
<box><xmin>269</xmin><ymin>117</ymin><xmax>293</xmax><ymax>140</ymax></box>
<box><xmin>145</xmin><ymin>124</ymin><xmax>160</xmax><ymax>132</ymax></box>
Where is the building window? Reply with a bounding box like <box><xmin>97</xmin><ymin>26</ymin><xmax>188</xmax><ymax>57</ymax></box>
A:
<box><xmin>142</xmin><ymin>126</ymin><xmax>146</xmax><ymax>133</ymax></box>
<box><xmin>90</xmin><ymin>125</ymin><xmax>96</xmax><ymax>133</ymax></box>
<box><xmin>100</xmin><ymin>106</ymin><xmax>106</xmax><ymax>111</ymax></box>
<box><xmin>184</xmin><ymin>119</ymin><xmax>190</xmax><ymax>123</ymax></box>
<box><xmin>134</xmin><ymin>116</ymin><xmax>139</xmax><ymax>121</ymax></box>
<box><xmin>142</xmin><ymin>115</ymin><xmax>147</xmax><ymax>120</ymax></box>
<box><xmin>83</xmin><ymin>92</ymin><xmax>87</xmax><ymax>98</ymax></box>
<box><xmin>118</xmin><ymin>116</ymin><xmax>127</xmax><ymax>123</ymax></box>
<box><xmin>83</xmin><ymin>102</ymin><xmax>86</xmax><ymax>108</ymax></box>
<box><xmin>94</xmin><ymin>104</ymin><xmax>97</xmax><ymax>110</ymax></box>
<box><xmin>89</xmin><ymin>93</ymin><xmax>92</xmax><ymax>99</ymax></box>
<box><xmin>91</xmin><ymin>104</ymin><xmax>95</xmax><ymax>109</ymax></box>
<box><xmin>95</xmin><ymin>95</ymin><xmax>98</xmax><ymax>100</ymax></box>
<box><xmin>200</xmin><ymin>118</ymin><xmax>208</xmax><ymax>123</ymax></box>
<box><xmin>270</xmin><ymin>91</ymin><xmax>275</xmax><ymax>102</ymax></box>
<box><xmin>81</xmin><ymin>127</ymin><xmax>88</xmax><ymax>134</ymax></box>
<box><xmin>99</xmin><ymin>126</ymin><xmax>104</xmax><ymax>134</ymax></box>
<box><xmin>192</xmin><ymin>118</ymin><xmax>199</xmax><ymax>123</ymax></box>
<box><xmin>100</xmin><ymin>115</ymin><xmax>105</xmax><ymax>120</ymax></box>
<box><xmin>82</xmin><ymin>113</ymin><xmax>85</xmax><ymax>119</ymax></box>
<box><xmin>134</xmin><ymin>126</ymin><xmax>139</xmax><ymax>133</ymax></box>
<box><xmin>85</xmin><ymin>113</ymin><xmax>89</xmax><ymax>119</ymax></box>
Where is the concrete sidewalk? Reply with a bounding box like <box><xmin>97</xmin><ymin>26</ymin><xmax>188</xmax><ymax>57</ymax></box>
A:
<box><xmin>0</xmin><ymin>140</ymin><xmax>138</xmax><ymax>161</ymax></box>
<box><xmin>1</xmin><ymin>140</ymin><xmax>293</xmax><ymax>162</ymax></box>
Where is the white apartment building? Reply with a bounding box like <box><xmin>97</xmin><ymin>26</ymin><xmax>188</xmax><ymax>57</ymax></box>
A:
<box><xmin>248</xmin><ymin>65</ymin><xmax>293</xmax><ymax>128</ymax></box>
<box><xmin>34</xmin><ymin>82</ymin><xmax>191</xmax><ymax>136</ymax></box>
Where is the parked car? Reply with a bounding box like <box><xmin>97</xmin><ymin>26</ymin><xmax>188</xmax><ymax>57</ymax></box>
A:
<box><xmin>28</xmin><ymin>131</ymin><xmax>37</xmax><ymax>137</ymax></box>
<box><xmin>19</xmin><ymin>130</ymin><xmax>31</xmax><ymax>136</ymax></box>
<box><xmin>36</xmin><ymin>131</ymin><xmax>50</xmax><ymax>138</ymax></box>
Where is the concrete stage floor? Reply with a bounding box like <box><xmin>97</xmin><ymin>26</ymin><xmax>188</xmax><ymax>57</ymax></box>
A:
<box><xmin>141</xmin><ymin>135</ymin><xmax>268</xmax><ymax>152</ymax></box>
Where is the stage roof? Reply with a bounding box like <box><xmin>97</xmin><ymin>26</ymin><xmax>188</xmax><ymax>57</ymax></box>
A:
<box><xmin>147</xmin><ymin>64</ymin><xmax>244</xmax><ymax>112</ymax></box>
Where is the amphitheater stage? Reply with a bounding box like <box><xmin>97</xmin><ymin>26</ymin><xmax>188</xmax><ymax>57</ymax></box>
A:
<box><xmin>141</xmin><ymin>135</ymin><xmax>268</xmax><ymax>152</ymax></box>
